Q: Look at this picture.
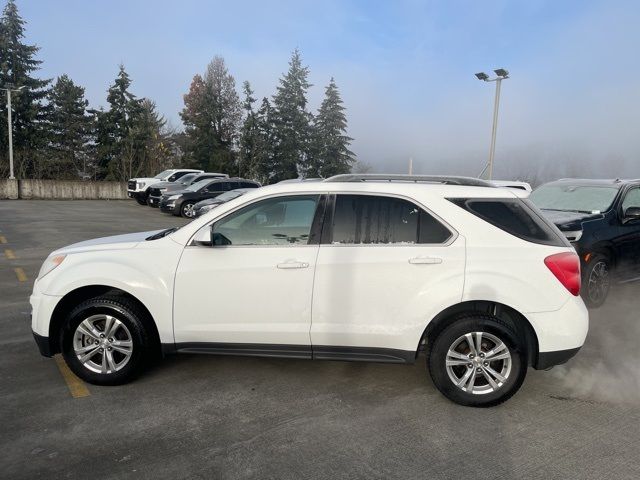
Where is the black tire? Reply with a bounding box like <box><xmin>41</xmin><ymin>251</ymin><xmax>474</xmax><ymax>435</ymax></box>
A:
<box><xmin>180</xmin><ymin>201</ymin><xmax>196</xmax><ymax>218</ymax></box>
<box><xmin>427</xmin><ymin>314</ymin><xmax>527</xmax><ymax>407</ymax></box>
<box><xmin>582</xmin><ymin>253</ymin><xmax>611</xmax><ymax>309</ymax></box>
<box><xmin>60</xmin><ymin>295</ymin><xmax>154</xmax><ymax>386</ymax></box>
<box><xmin>135</xmin><ymin>194</ymin><xmax>148</xmax><ymax>206</ymax></box>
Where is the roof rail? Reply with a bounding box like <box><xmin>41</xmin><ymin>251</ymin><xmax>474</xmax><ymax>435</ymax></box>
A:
<box><xmin>324</xmin><ymin>174</ymin><xmax>495</xmax><ymax>187</ymax></box>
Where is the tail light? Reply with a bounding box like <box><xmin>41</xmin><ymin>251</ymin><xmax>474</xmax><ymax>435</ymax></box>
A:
<box><xmin>544</xmin><ymin>252</ymin><xmax>581</xmax><ymax>296</ymax></box>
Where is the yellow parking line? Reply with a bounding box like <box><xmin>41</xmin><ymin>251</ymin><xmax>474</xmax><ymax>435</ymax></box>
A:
<box><xmin>54</xmin><ymin>355</ymin><xmax>91</xmax><ymax>398</ymax></box>
<box><xmin>14</xmin><ymin>267</ymin><xmax>27</xmax><ymax>282</ymax></box>
<box><xmin>0</xmin><ymin>235</ymin><xmax>6</xmax><ymax>244</ymax></box>
<box><xmin>4</xmin><ymin>249</ymin><xmax>16</xmax><ymax>259</ymax></box>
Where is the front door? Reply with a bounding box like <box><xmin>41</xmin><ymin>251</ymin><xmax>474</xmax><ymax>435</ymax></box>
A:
<box><xmin>616</xmin><ymin>185</ymin><xmax>640</xmax><ymax>279</ymax></box>
<box><xmin>173</xmin><ymin>194</ymin><xmax>323</xmax><ymax>355</ymax></box>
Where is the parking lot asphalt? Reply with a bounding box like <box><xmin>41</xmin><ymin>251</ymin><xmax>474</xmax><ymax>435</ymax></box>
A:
<box><xmin>1</xmin><ymin>200</ymin><xmax>639</xmax><ymax>480</ymax></box>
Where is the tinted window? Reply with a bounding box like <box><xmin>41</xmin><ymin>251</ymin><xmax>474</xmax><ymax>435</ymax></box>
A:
<box><xmin>206</xmin><ymin>182</ymin><xmax>228</xmax><ymax>192</ymax></box>
<box><xmin>331</xmin><ymin>195</ymin><xmax>451</xmax><ymax>245</ymax></box>
<box><xmin>451</xmin><ymin>198</ymin><xmax>568</xmax><ymax>247</ymax></box>
<box><xmin>213</xmin><ymin>195</ymin><xmax>319</xmax><ymax>246</ymax></box>
<box><xmin>240</xmin><ymin>182</ymin><xmax>259</xmax><ymax>188</ymax></box>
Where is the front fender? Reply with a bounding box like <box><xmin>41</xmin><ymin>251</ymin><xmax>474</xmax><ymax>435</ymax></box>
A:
<box><xmin>39</xmin><ymin>240</ymin><xmax>183</xmax><ymax>342</ymax></box>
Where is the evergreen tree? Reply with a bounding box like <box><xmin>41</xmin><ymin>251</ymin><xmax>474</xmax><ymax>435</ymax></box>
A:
<box><xmin>0</xmin><ymin>0</ymin><xmax>50</xmax><ymax>178</ymax></box>
<box><xmin>270</xmin><ymin>49</ymin><xmax>313</xmax><ymax>182</ymax></box>
<box><xmin>180</xmin><ymin>56</ymin><xmax>241</xmax><ymax>173</ymax></box>
<box><xmin>95</xmin><ymin>65</ymin><xmax>141</xmax><ymax>180</ymax></box>
<box><xmin>46</xmin><ymin>74</ymin><xmax>94</xmax><ymax>178</ymax></box>
<box><xmin>238</xmin><ymin>81</ymin><xmax>260</xmax><ymax>178</ymax></box>
<box><xmin>311</xmin><ymin>78</ymin><xmax>355</xmax><ymax>177</ymax></box>
<box><xmin>254</xmin><ymin>97</ymin><xmax>275</xmax><ymax>184</ymax></box>
<box><xmin>125</xmin><ymin>98</ymin><xmax>171</xmax><ymax>177</ymax></box>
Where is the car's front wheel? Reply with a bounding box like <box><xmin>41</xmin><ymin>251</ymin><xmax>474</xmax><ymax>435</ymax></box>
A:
<box><xmin>582</xmin><ymin>253</ymin><xmax>611</xmax><ymax>309</ymax></box>
<box><xmin>135</xmin><ymin>193</ymin><xmax>148</xmax><ymax>206</ymax></box>
<box><xmin>60</xmin><ymin>295</ymin><xmax>153</xmax><ymax>385</ymax></box>
<box><xmin>427</xmin><ymin>314</ymin><xmax>527</xmax><ymax>407</ymax></box>
<box><xmin>181</xmin><ymin>201</ymin><xmax>196</xmax><ymax>218</ymax></box>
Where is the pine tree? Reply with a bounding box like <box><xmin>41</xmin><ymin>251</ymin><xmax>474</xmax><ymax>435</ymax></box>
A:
<box><xmin>95</xmin><ymin>65</ymin><xmax>142</xmax><ymax>180</ymax></box>
<box><xmin>254</xmin><ymin>97</ymin><xmax>275</xmax><ymax>184</ymax></box>
<box><xmin>270</xmin><ymin>49</ymin><xmax>313</xmax><ymax>182</ymax></box>
<box><xmin>0</xmin><ymin>0</ymin><xmax>50</xmax><ymax>178</ymax></box>
<box><xmin>180</xmin><ymin>56</ymin><xmax>241</xmax><ymax>173</ymax></box>
<box><xmin>312</xmin><ymin>78</ymin><xmax>355</xmax><ymax>177</ymax></box>
<box><xmin>46</xmin><ymin>74</ymin><xmax>94</xmax><ymax>179</ymax></box>
<box><xmin>238</xmin><ymin>81</ymin><xmax>260</xmax><ymax>179</ymax></box>
<box><xmin>126</xmin><ymin>98</ymin><xmax>171</xmax><ymax>177</ymax></box>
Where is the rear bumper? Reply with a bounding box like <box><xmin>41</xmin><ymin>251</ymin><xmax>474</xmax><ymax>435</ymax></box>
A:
<box><xmin>33</xmin><ymin>331</ymin><xmax>52</xmax><ymax>357</ymax></box>
<box><xmin>534</xmin><ymin>347</ymin><xmax>580</xmax><ymax>370</ymax></box>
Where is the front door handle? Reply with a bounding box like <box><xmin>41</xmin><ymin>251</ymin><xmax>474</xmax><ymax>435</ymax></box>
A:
<box><xmin>408</xmin><ymin>256</ymin><xmax>443</xmax><ymax>265</ymax></box>
<box><xmin>277</xmin><ymin>261</ymin><xmax>309</xmax><ymax>269</ymax></box>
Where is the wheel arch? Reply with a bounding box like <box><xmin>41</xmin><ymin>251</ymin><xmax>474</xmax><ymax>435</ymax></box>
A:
<box><xmin>418</xmin><ymin>300</ymin><xmax>539</xmax><ymax>367</ymax></box>
<box><xmin>48</xmin><ymin>285</ymin><xmax>161</xmax><ymax>356</ymax></box>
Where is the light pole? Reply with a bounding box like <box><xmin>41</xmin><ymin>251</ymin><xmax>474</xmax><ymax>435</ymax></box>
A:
<box><xmin>1</xmin><ymin>84</ymin><xmax>25</xmax><ymax>180</ymax></box>
<box><xmin>475</xmin><ymin>68</ymin><xmax>509</xmax><ymax>180</ymax></box>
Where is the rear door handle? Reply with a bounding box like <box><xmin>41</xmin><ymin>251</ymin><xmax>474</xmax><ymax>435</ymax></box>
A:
<box><xmin>408</xmin><ymin>256</ymin><xmax>443</xmax><ymax>265</ymax></box>
<box><xmin>277</xmin><ymin>261</ymin><xmax>309</xmax><ymax>269</ymax></box>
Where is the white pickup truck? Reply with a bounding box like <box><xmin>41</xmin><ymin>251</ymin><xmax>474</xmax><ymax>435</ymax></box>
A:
<box><xmin>127</xmin><ymin>169</ymin><xmax>203</xmax><ymax>205</ymax></box>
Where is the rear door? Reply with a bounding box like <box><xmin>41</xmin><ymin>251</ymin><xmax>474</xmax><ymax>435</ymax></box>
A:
<box><xmin>310</xmin><ymin>193</ymin><xmax>465</xmax><ymax>360</ymax></box>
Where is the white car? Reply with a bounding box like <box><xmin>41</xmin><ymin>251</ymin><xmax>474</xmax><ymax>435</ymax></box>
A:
<box><xmin>491</xmin><ymin>180</ymin><xmax>533</xmax><ymax>193</ymax></box>
<box><xmin>127</xmin><ymin>169</ymin><xmax>203</xmax><ymax>205</ymax></box>
<box><xmin>31</xmin><ymin>174</ymin><xmax>588</xmax><ymax>407</ymax></box>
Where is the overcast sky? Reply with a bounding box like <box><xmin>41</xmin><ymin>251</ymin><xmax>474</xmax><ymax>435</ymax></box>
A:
<box><xmin>18</xmin><ymin>0</ymin><xmax>640</xmax><ymax>180</ymax></box>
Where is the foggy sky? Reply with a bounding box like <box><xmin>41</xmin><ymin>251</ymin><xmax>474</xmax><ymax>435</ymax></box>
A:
<box><xmin>19</xmin><ymin>0</ymin><xmax>640</xmax><ymax>182</ymax></box>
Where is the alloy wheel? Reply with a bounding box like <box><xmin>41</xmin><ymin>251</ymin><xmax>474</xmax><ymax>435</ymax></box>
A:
<box><xmin>445</xmin><ymin>331</ymin><xmax>512</xmax><ymax>395</ymax></box>
<box><xmin>72</xmin><ymin>314</ymin><xmax>133</xmax><ymax>374</ymax></box>
<box><xmin>183</xmin><ymin>203</ymin><xmax>195</xmax><ymax>218</ymax></box>
<box><xmin>587</xmin><ymin>260</ymin><xmax>609</xmax><ymax>304</ymax></box>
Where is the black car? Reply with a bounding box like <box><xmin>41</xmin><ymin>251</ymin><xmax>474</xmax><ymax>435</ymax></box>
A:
<box><xmin>147</xmin><ymin>172</ymin><xmax>228</xmax><ymax>207</ymax></box>
<box><xmin>530</xmin><ymin>178</ymin><xmax>640</xmax><ymax>307</ymax></box>
<box><xmin>159</xmin><ymin>178</ymin><xmax>261</xmax><ymax>218</ymax></box>
<box><xmin>193</xmin><ymin>188</ymin><xmax>255</xmax><ymax>218</ymax></box>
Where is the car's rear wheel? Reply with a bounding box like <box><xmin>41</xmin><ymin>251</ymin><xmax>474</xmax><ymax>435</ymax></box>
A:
<box><xmin>582</xmin><ymin>253</ymin><xmax>610</xmax><ymax>309</ymax></box>
<box><xmin>181</xmin><ymin>202</ymin><xmax>196</xmax><ymax>218</ymax></box>
<box><xmin>60</xmin><ymin>295</ymin><xmax>153</xmax><ymax>385</ymax></box>
<box><xmin>427</xmin><ymin>314</ymin><xmax>527</xmax><ymax>407</ymax></box>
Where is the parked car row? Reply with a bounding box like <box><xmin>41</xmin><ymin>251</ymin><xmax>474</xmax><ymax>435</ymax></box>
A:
<box><xmin>127</xmin><ymin>169</ymin><xmax>261</xmax><ymax>218</ymax></box>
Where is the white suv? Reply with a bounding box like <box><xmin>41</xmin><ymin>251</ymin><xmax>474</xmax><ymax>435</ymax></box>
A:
<box><xmin>31</xmin><ymin>175</ymin><xmax>588</xmax><ymax>407</ymax></box>
<box><xmin>127</xmin><ymin>169</ymin><xmax>203</xmax><ymax>205</ymax></box>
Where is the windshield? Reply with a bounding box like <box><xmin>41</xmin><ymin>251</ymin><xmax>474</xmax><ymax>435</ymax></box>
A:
<box><xmin>216</xmin><ymin>190</ymin><xmax>246</xmax><ymax>202</ymax></box>
<box><xmin>154</xmin><ymin>170</ymin><xmax>173</xmax><ymax>179</ymax></box>
<box><xmin>178</xmin><ymin>173</ymin><xmax>198</xmax><ymax>184</ymax></box>
<box><xmin>187</xmin><ymin>179</ymin><xmax>213</xmax><ymax>192</ymax></box>
<box><xmin>530</xmin><ymin>184</ymin><xmax>619</xmax><ymax>213</ymax></box>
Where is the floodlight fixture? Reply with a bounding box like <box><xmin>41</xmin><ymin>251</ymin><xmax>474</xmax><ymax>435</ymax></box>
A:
<box><xmin>475</xmin><ymin>72</ymin><xmax>489</xmax><ymax>81</ymax></box>
<box><xmin>494</xmin><ymin>68</ymin><xmax>509</xmax><ymax>78</ymax></box>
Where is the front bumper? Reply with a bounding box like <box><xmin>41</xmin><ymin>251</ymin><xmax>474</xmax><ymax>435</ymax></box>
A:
<box><xmin>33</xmin><ymin>331</ymin><xmax>52</xmax><ymax>357</ymax></box>
<box><xmin>127</xmin><ymin>190</ymin><xmax>145</xmax><ymax>200</ymax></box>
<box><xmin>159</xmin><ymin>198</ymin><xmax>179</xmax><ymax>215</ymax></box>
<box><xmin>147</xmin><ymin>195</ymin><xmax>162</xmax><ymax>207</ymax></box>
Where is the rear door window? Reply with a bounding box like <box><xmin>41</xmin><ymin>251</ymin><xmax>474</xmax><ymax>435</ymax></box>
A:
<box><xmin>330</xmin><ymin>195</ymin><xmax>452</xmax><ymax>245</ymax></box>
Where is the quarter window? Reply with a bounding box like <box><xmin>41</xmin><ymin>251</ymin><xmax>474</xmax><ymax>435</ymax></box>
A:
<box><xmin>331</xmin><ymin>195</ymin><xmax>451</xmax><ymax>245</ymax></box>
<box><xmin>213</xmin><ymin>195</ymin><xmax>319</xmax><ymax>246</ymax></box>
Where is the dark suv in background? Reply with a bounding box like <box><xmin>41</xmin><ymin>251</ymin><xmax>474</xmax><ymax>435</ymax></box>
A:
<box><xmin>147</xmin><ymin>172</ymin><xmax>228</xmax><ymax>207</ymax></box>
<box><xmin>530</xmin><ymin>178</ymin><xmax>640</xmax><ymax>307</ymax></box>
<box><xmin>159</xmin><ymin>177</ymin><xmax>261</xmax><ymax>218</ymax></box>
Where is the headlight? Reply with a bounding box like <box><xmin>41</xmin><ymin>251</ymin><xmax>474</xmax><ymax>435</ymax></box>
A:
<box><xmin>38</xmin><ymin>254</ymin><xmax>66</xmax><ymax>280</ymax></box>
<box><xmin>137</xmin><ymin>181</ymin><xmax>146</xmax><ymax>189</ymax></box>
<box><xmin>168</xmin><ymin>194</ymin><xmax>181</xmax><ymax>200</ymax></box>
<box><xmin>159</xmin><ymin>187</ymin><xmax>167</xmax><ymax>192</ymax></box>
<box><xmin>200</xmin><ymin>205</ymin><xmax>215</xmax><ymax>212</ymax></box>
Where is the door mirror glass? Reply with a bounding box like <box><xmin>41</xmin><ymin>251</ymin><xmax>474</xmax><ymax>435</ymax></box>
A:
<box><xmin>624</xmin><ymin>206</ymin><xmax>640</xmax><ymax>223</ymax></box>
<box><xmin>192</xmin><ymin>227</ymin><xmax>212</xmax><ymax>246</ymax></box>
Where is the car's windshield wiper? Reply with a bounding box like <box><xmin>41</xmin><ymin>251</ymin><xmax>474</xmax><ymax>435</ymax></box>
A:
<box><xmin>146</xmin><ymin>227</ymin><xmax>179</xmax><ymax>240</ymax></box>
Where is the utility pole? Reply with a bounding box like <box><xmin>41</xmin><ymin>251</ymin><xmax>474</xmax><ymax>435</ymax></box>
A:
<box><xmin>1</xmin><ymin>85</ymin><xmax>25</xmax><ymax>180</ymax></box>
<box><xmin>475</xmin><ymin>69</ymin><xmax>509</xmax><ymax>180</ymax></box>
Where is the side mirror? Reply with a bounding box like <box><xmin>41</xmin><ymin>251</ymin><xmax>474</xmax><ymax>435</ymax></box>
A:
<box><xmin>192</xmin><ymin>227</ymin><xmax>212</xmax><ymax>247</ymax></box>
<box><xmin>624</xmin><ymin>206</ymin><xmax>640</xmax><ymax>223</ymax></box>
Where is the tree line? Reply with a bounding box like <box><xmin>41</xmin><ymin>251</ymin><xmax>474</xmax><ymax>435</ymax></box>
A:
<box><xmin>0</xmin><ymin>0</ymin><xmax>355</xmax><ymax>183</ymax></box>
